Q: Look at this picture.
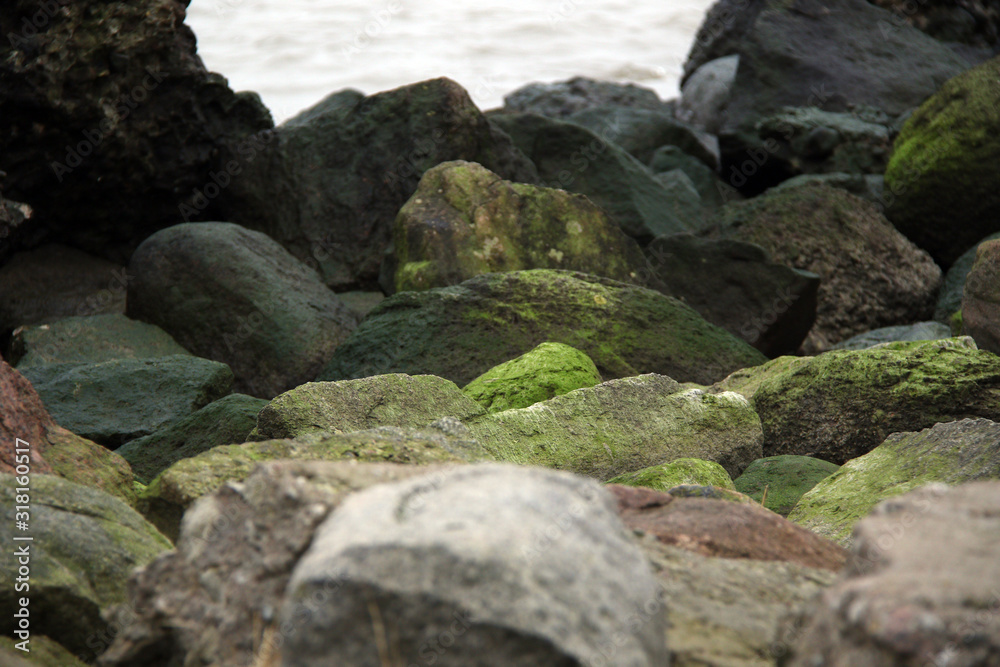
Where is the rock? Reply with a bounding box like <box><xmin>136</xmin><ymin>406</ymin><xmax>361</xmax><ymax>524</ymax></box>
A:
<box><xmin>607</xmin><ymin>458</ymin><xmax>736</xmax><ymax>492</ymax></box>
<box><xmin>333</xmin><ymin>290</ymin><xmax>385</xmax><ymax>319</ymax></box>
<box><xmin>608</xmin><ymin>484</ymin><xmax>847</xmax><ymax>571</ymax></box>
<box><xmin>249</xmin><ymin>373</ymin><xmax>485</xmax><ymax>440</ymax></box>
<box><xmin>829</xmin><ymin>321</ymin><xmax>953</xmax><ymax>350</ymax></box>
<box><xmin>385</xmin><ymin>160</ymin><xmax>649</xmax><ymax>294</ymax></box>
<box><xmin>319</xmin><ymin>269</ymin><xmax>767</xmax><ymax>386</ymax></box>
<box><xmin>0</xmin><ymin>245</ymin><xmax>127</xmax><ymax>334</ymax></box>
<box><xmin>962</xmin><ymin>239</ymin><xmax>1000</xmax><ymax>354</ymax></box>
<box><xmin>126</xmin><ymin>222</ymin><xmax>358</xmax><ymax>399</ymax></box>
<box><xmin>20</xmin><ymin>355</ymin><xmax>233</xmax><ymax>448</ymax></box>
<box><xmin>770</xmin><ymin>171</ymin><xmax>886</xmax><ymax>206</ymax></box>
<box><xmin>648</xmin><ymin>145</ymin><xmax>733</xmax><ymax>208</ymax></box>
<box><xmin>462</xmin><ymin>342</ymin><xmax>602</xmax><ymax>413</ymax></box>
<box><xmin>282</xmin><ymin>465</ymin><xmax>668</xmax><ymax>666</ymax></box>
<box><xmin>116</xmin><ymin>394</ymin><xmax>267</xmax><ymax>484</ymax></box>
<box><xmin>0</xmin><ymin>636</ymin><xmax>87</xmax><ymax>667</ymax></box>
<box><xmin>466</xmin><ymin>374</ymin><xmax>763</xmax><ymax>480</ymax></box>
<box><xmin>751</xmin><ymin>338</ymin><xmax>1000</xmax><ymax>464</ymax></box>
<box><xmin>0</xmin><ymin>185</ymin><xmax>32</xmax><ymax>267</ymax></box>
<box><xmin>707</xmin><ymin>182</ymin><xmax>941</xmax><ymax>352</ymax></box>
<box><xmin>489</xmin><ymin>113</ymin><xmax>703</xmax><ymax>241</ymax></box>
<box><xmin>98</xmin><ymin>461</ymin><xmax>455</xmax><ymax>667</ymax></box>
<box><xmin>651</xmin><ymin>169</ymin><xmax>709</xmax><ymax>226</ymax></box>
<box><xmin>869</xmin><ymin>0</ymin><xmax>1000</xmax><ymax>50</ymax></box>
<box><xmin>681</xmin><ymin>0</ymin><xmax>766</xmax><ymax>83</ymax></box>
<box><xmin>0</xmin><ymin>356</ymin><xmax>134</xmax><ymax>503</ymax></box>
<box><xmin>0</xmin><ymin>474</ymin><xmax>170</xmax><ymax>661</ymax></box>
<box><xmin>734</xmin><ymin>455</ymin><xmax>840</xmax><ymax>516</ymax></box>
<box><xmin>660</xmin><ymin>484</ymin><xmax>759</xmax><ymax>505</ymax></box>
<box><xmin>676</xmin><ymin>54</ymin><xmax>740</xmax><ymax>135</ymax></box>
<box><xmin>644</xmin><ymin>234</ymin><xmax>820</xmax><ymax>357</ymax></box>
<box><xmin>885</xmin><ymin>56</ymin><xmax>1000</xmax><ymax>266</ymax></box>
<box><xmin>8</xmin><ymin>314</ymin><xmax>189</xmax><ymax>368</ymax></box>
<box><xmin>138</xmin><ymin>421</ymin><xmax>488</xmax><ymax>540</ymax></box>
<box><xmin>500</xmin><ymin>76</ymin><xmax>670</xmax><ymax>118</ymax></box>
<box><xmin>783</xmin><ymin>482</ymin><xmax>1000</xmax><ymax>666</ymax></box>
<box><xmin>0</xmin><ymin>0</ymin><xmax>273</xmax><ymax>262</ymax></box>
<box><xmin>216</xmin><ymin>78</ymin><xmax>538</xmax><ymax>290</ymax></box>
<box><xmin>935</xmin><ymin>231</ymin><xmax>1000</xmax><ymax>322</ymax></box>
<box><xmin>788</xmin><ymin>418</ymin><xmax>1000</xmax><ymax>544</ymax></box>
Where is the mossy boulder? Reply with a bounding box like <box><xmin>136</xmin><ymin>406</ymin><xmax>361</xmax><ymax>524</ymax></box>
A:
<box><xmin>734</xmin><ymin>455</ymin><xmax>840</xmax><ymax>516</ymax></box>
<box><xmin>117</xmin><ymin>393</ymin><xmax>268</xmax><ymax>484</ymax></box>
<box><xmin>249</xmin><ymin>374</ymin><xmax>485</xmax><ymax>441</ymax></box>
<box><xmin>885</xmin><ymin>55</ymin><xmax>1000</xmax><ymax>266</ymax></box>
<box><xmin>462</xmin><ymin>342</ymin><xmax>602</xmax><ymax>413</ymax></box>
<box><xmin>751</xmin><ymin>338</ymin><xmax>1000</xmax><ymax>464</ymax></box>
<box><xmin>0</xmin><ymin>475</ymin><xmax>171</xmax><ymax>661</ymax></box>
<box><xmin>319</xmin><ymin>270</ymin><xmax>767</xmax><ymax>387</ymax></box>
<box><xmin>465</xmin><ymin>374</ymin><xmax>762</xmax><ymax>481</ymax></box>
<box><xmin>828</xmin><ymin>321</ymin><xmax>952</xmax><ymax>351</ymax></box>
<box><xmin>788</xmin><ymin>418</ymin><xmax>1000</xmax><ymax>545</ymax></box>
<box><xmin>386</xmin><ymin>160</ymin><xmax>648</xmax><ymax>293</ymax></box>
<box><xmin>608</xmin><ymin>458</ymin><xmax>735</xmax><ymax>492</ymax></box>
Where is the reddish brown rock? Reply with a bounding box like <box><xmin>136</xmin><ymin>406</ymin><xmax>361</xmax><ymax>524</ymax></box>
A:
<box><xmin>607</xmin><ymin>484</ymin><xmax>847</xmax><ymax>571</ymax></box>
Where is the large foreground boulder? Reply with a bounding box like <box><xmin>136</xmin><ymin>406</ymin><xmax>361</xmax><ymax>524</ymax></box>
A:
<box><xmin>319</xmin><ymin>269</ymin><xmax>767</xmax><ymax>386</ymax></box>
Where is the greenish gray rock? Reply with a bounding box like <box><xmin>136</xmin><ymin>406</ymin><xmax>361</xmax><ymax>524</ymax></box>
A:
<box><xmin>752</xmin><ymin>338</ymin><xmax>1000</xmax><ymax>464</ymax></box>
<box><xmin>828</xmin><ymin>321</ymin><xmax>952</xmax><ymax>351</ymax></box>
<box><xmin>117</xmin><ymin>394</ymin><xmax>267</xmax><ymax>484</ymax></box>
<box><xmin>20</xmin><ymin>355</ymin><xmax>233</xmax><ymax>447</ymax></box>
<box><xmin>126</xmin><ymin>222</ymin><xmax>359</xmax><ymax>399</ymax></box>
<box><xmin>788</xmin><ymin>418</ymin><xmax>1000</xmax><ymax>545</ymax></box>
<box><xmin>462</xmin><ymin>342</ymin><xmax>602</xmax><ymax>413</ymax></box>
<box><xmin>334</xmin><ymin>291</ymin><xmax>385</xmax><ymax>319</ymax></box>
<box><xmin>466</xmin><ymin>374</ymin><xmax>763</xmax><ymax>481</ymax></box>
<box><xmin>652</xmin><ymin>169</ymin><xmax>708</xmax><ymax>226</ymax></box>
<box><xmin>648</xmin><ymin>145</ymin><xmax>731</xmax><ymax>208</ymax></box>
<box><xmin>319</xmin><ymin>269</ymin><xmax>767</xmax><ymax>387</ymax></box>
<box><xmin>249</xmin><ymin>374</ymin><xmax>485</xmax><ymax>441</ymax></box>
<box><xmin>734</xmin><ymin>455</ymin><xmax>840</xmax><ymax>517</ymax></box>
<box><xmin>10</xmin><ymin>314</ymin><xmax>189</xmax><ymax>368</ymax></box>
<box><xmin>501</xmin><ymin>76</ymin><xmax>671</xmax><ymax>118</ymax></box>
<box><xmin>962</xmin><ymin>239</ymin><xmax>1000</xmax><ymax>355</ymax></box>
<box><xmin>608</xmin><ymin>458</ymin><xmax>735</xmax><ymax>492</ymax></box>
<box><xmin>935</xmin><ymin>231</ymin><xmax>1000</xmax><ymax>322</ymax></box>
<box><xmin>0</xmin><ymin>475</ymin><xmax>171</xmax><ymax>661</ymax></box>
<box><xmin>386</xmin><ymin>160</ymin><xmax>649</xmax><ymax>293</ymax></box>
<box><xmin>885</xmin><ymin>56</ymin><xmax>1000</xmax><ymax>266</ymax></box>
<box><xmin>0</xmin><ymin>635</ymin><xmax>88</xmax><ymax>667</ymax></box>
<box><xmin>772</xmin><ymin>172</ymin><xmax>886</xmax><ymax>207</ymax></box>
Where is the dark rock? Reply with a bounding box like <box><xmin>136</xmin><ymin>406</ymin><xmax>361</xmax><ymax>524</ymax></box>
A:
<box><xmin>648</xmin><ymin>145</ymin><xmax>734</xmax><ymax>209</ymax></box>
<box><xmin>935</xmin><ymin>231</ymin><xmax>1000</xmax><ymax>322</ymax></box>
<box><xmin>682</xmin><ymin>0</ymin><xmax>767</xmax><ymax>84</ymax></box>
<box><xmin>962</xmin><ymin>239</ymin><xmax>1000</xmax><ymax>354</ymax></box>
<box><xmin>770</xmin><ymin>171</ymin><xmax>886</xmax><ymax>206</ymax></box>
<box><xmin>0</xmin><ymin>187</ymin><xmax>33</xmax><ymax>266</ymax></box>
<box><xmin>869</xmin><ymin>0</ymin><xmax>1000</xmax><ymax>50</ymax></box>
<box><xmin>501</xmin><ymin>76</ymin><xmax>670</xmax><ymax>118</ymax></box>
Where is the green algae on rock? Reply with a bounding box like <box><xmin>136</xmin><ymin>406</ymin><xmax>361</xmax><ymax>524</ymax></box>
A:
<box><xmin>608</xmin><ymin>458</ymin><xmax>735</xmax><ymax>492</ymax></box>
<box><xmin>462</xmin><ymin>342</ymin><xmax>602</xmax><ymax>413</ymax></box>
<box><xmin>734</xmin><ymin>455</ymin><xmax>840</xmax><ymax>516</ymax></box>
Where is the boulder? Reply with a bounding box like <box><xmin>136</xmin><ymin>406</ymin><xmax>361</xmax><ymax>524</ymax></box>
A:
<box><xmin>248</xmin><ymin>374</ymin><xmax>485</xmax><ymax>440</ymax></box>
<box><xmin>607</xmin><ymin>458</ymin><xmax>736</xmax><ymax>492</ymax></box>
<box><xmin>0</xmin><ymin>185</ymin><xmax>32</xmax><ymax>267</ymax></box>
<box><xmin>215</xmin><ymin>78</ymin><xmax>538</xmax><ymax>290</ymax></box>
<box><xmin>733</xmin><ymin>455</ymin><xmax>840</xmax><ymax>516</ymax></box>
<box><xmin>126</xmin><ymin>222</ymin><xmax>358</xmax><ymax>398</ymax></box>
<box><xmin>644</xmin><ymin>234</ymin><xmax>819</xmax><ymax>357</ymax></box>
<box><xmin>783</xmin><ymin>482</ymin><xmax>1000</xmax><ymax>666</ymax></box>
<box><xmin>282</xmin><ymin>465</ymin><xmax>668</xmax><ymax>666</ymax></box>
<box><xmin>681</xmin><ymin>0</ymin><xmax>767</xmax><ymax>83</ymax></box>
<box><xmin>489</xmin><ymin>113</ymin><xmax>703</xmax><ymax>241</ymax></box>
<box><xmin>962</xmin><ymin>239</ymin><xmax>1000</xmax><ymax>354</ymax></box>
<box><xmin>385</xmin><ymin>160</ymin><xmax>648</xmax><ymax>293</ymax></box>
<box><xmin>20</xmin><ymin>355</ymin><xmax>233</xmax><ymax>448</ymax></box>
<box><xmin>462</xmin><ymin>342</ymin><xmax>602</xmax><ymax>413</ymax></box>
<box><xmin>788</xmin><ymin>418</ymin><xmax>1000</xmax><ymax>544</ymax></box>
<box><xmin>8</xmin><ymin>314</ymin><xmax>189</xmax><ymax>368</ymax></box>
<box><xmin>771</xmin><ymin>172</ymin><xmax>886</xmax><ymax>206</ymax></box>
<box><xmin>0</xmin><ymin>0</ymin><xmax>273</xmax><ymax>262</ymax></box>
<box><xmin>319</xmin><ymin>269</ymin><xmax>767</xmax><ymax>386</ymax></box>
<box><xmin>0</xmin><ymin>636</ymin><xmax>87</xmax><ymax>667</ymax></box>
<box><xmin>465</xmin><ymin>374</ymin><xmax>763</xmax><ymax>480</ymax></box>
<box><xmin>648</xmin><ymin>144</ymin><xmax>732</xmax><ymax>208</ymax></box>
<box><xmin>935</xmin><ymin>231</ymin><xmax>1000</xmax><ymax>322</ymax></box>
<box><xmin>829</xmin><ymin>321</ymin><xmax>952</xmax><ymax>350</ymax></box>
<box><xmin>116</xmin><ymin>393</ymin><xmax>267</xmax><ymax>484</ymax></box>
<box><xmin>0</xmin><ymin>475</ymin><xmax>170</xmax><ymax>661</ymax></box>
<box><xmin>707</xmin><ymin>182</ymin><xmax>941</xmax><ymax>352</ymax></box>
<box><xmin>676</xmin><ymin>55</ymin><xmax>740</xmax><ymax>135</ymax></box>
<box><xmin>652</xmin><ymin>169</ymin><xmax>709</xmax><ymax>226</ymax></box>
<box><xmin>500</xmin><ymin>76</ymin><xmax>671</xmax><ymax>118</ymax></box>
<box><xmin>885</xmin><ymin>55</ymin><xmax>1000</xmax><ymax>265</ymax></box>
<box><xmin>751</xmin><ymin>338</ymin><xmax>1000</xmax><ymax>464</ymax></box>
<box><xmin>869</xmin><ymin>0</ymin><xmax>1000</xmax><ymax>51</ymax></box>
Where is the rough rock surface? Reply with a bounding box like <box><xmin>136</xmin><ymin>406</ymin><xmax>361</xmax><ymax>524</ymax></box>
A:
<box><xmin>962</xmin><ymin>239</ymin><xmax>1000</xmax><ymax>354</ymax></box>
<box><xmin>828</xmin><ymin>321</ymin><xmax>952</xmax><ymax>351</ymax></box>
<box><xmin>607</xmin><ymin>458</ymin><xmax>736</xmax><ymax>492</ymax></box>
<box><xmin>648</xmin><ymin>145</ymin><xmax>732</xmax><ymax>208</ymax></box>
<box><xmin>319</xmin><ymin>269</ymin><xmax>767</xmax><ymax>386</ymax></box>
<box><xmin>869</xmin><ymin>0</ymin><xmax>1000</xmax><ymax>50</ymax></box>
<box><xmin>500</xmin><ymin>76</ymin><xmax>671</xmax><ymax>118</ymax></box>
<box><xmin>676</xmin><ymin>54</ymin><xmax>740</xmax><ymax>135</ymax></box>
<box><xmin>0</xmin><ymin>636</ymin><xmax>88</xmax><ymax>667</ymax></box>
<box><xmin>734</xmin><ymin>455</ymin><xmax>840</xmax><ymax>517</ymax></box>
<box><xmin>126</xmin><ymin>222</ymin><xmax>358</xmax><ymax>399</ymax></box>
<box><xmin>788</xmin><ymin>418</ymin><xmax>1000</xmax><ymax>544</ymax></box>
<box><xmin>783</xmin><ymin>482</ymin><xmax>1000</xmax><ymax>666</ymax></box>
<box><xmin>466</xmin><ymin>374</ymin><xmax>763</xmax><ymax>480</ymax></box>
<box><xmin>936</xmin><ymin>231</ymin><xmax>1000</xmax><ymax>322</ymax></box>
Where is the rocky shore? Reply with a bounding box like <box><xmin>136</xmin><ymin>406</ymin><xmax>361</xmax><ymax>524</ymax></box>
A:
<box><xmin>2</xmin><ymin>0</ymin><xmax>1000</xmax><ymax>665</ymax></box>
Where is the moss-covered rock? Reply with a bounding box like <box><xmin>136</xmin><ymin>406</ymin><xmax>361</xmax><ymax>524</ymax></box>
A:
<box><xmin>734</xmin><ymin>455</ymin><xmax>840</xmax><ymax>516</ymax></box>
<box><xmin>249</xmin><ymin>374</ymin><xmax>485</xmax><ymax>441</ymax></box>
<box><xmin>387</xmin><ymin>160</ymin><xmax>649</xmax><ymax>293</ymax></box>
<box><xmin>319</xmin><ymin>269</ymin><xmax>767</xmax><ymax>387</ymax></box>
<box><xmin>788</xmin><ymin>418</ymin><xmax>1000</xmax><ymax>545</ymax></box>
<box><xmin>828</xmin><ymin>321</ymin><xmax>952</xmax><ymax>351</ymax></box>
<box><xmin>885</xmin><ymin>55</ymin><xmax>1000</xmax><ymax>266</ymax></box>
<box><xmin>0</xmin><ymin>635</ymin><xmax>88</xmax><ymax>667</ymax></box>
<box><xmin>0</xmin><ymin>475</ymin><xmax>171</xmax><ymax>661</ymax></box>
<box><xmin>462</xmin><ymin>342</ymin><xmax>602</xmax><ymax>413</ymax></box>
<box><xmin>465</xmin><ymin>374</ymin><xmax>762</xmax><ymax>481</ymax></box>
<box><xmin>608</xmin><ymin>458</ymin><xmax>735</xmax><ymax>492</ymax></box>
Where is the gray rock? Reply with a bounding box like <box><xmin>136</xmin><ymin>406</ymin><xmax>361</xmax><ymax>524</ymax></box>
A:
<box><xmin>771</xmin><ymin>172</ymin><xmax>886</xmax><ymax>207</ymax></box>
<box><xmin>501</xmin><ymin>76</ymin><xmax>670</xmax><ymax>118</ymax></box>
<box><xmin>681</xmin><ymin>0</ymin><xmax>766</xmax><ymax>84</ymax></box>
<box><xmin>676</xmin><ymin>54</ymin><xmax>740</xmax><ymax>135</ymax></box>
<box><xmin>829</xmin><ymin>321</ymin><xmax>953</xmax><ymax>351</ymax></box>
<box><xmin>935</xmin><ymin>231</ymin><xmax>1000</xmax><ymax>322</ymax></box>
<box><xmin>283</xmin><ymin>464</ymin><xmax>668</xmax><ymax>666</ymax></box>
<box><xmin>652</xmin><ymin>170</ymin><xmax>709</xmax><ymax>227</ymax></box>
<box><xmin>648</xmin><ymin>145</ymin><xmax>734</xmax><ymax>209</ymax></box>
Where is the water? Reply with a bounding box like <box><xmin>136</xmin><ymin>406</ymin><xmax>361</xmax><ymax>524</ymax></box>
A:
<box><xmin>185</xmin><ymin>0</ymin><xmax>716</xmax><ymax>123</ymax></box>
